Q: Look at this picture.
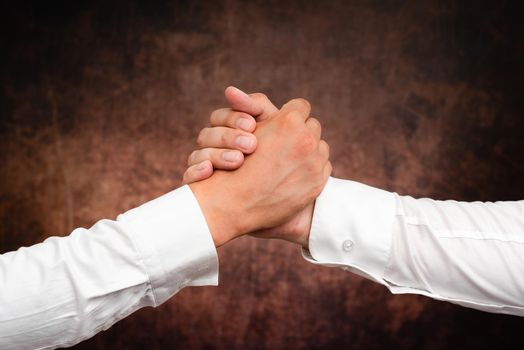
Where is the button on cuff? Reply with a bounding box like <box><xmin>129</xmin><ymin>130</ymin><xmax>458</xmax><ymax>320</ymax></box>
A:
<box><xmin>342</xmin><ymin>240</ymin><xmax>354</xmax><ymax>252</ymax></box>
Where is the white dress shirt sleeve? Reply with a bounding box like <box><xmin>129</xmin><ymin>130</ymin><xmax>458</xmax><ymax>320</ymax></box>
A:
<box><xmin>0</xmin><ymin>185</ymin><xmax>218</xmax><ymax>350</ymax></box>
<box><xmin>304</xmin><ymin>177</ymin><xmax>524</xmax><ymax>316</ymax></box>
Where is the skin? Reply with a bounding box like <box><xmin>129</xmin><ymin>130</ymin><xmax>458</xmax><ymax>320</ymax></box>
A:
<box><xmin>183</xmin><ymin>87</ymin><xmax>278</xmax><ymax>184</ymax></box>
<box><xmin>185</xmin><ymin>87</ymin><xmax>325</xmax><ymax>248</ymax></box>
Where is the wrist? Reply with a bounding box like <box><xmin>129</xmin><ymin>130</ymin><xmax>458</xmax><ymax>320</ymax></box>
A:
<box><xmin>290</xmin><ymin>202</ymin><xmax>314</xmax><ymax>249</ymax></box>
<box><xmin>188</xmin><ymin>175</ymin><xmax>245</xmax><ymax>247</ymax></box>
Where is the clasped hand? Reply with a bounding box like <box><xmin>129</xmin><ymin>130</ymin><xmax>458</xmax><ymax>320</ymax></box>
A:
<box><xmin>183</xmin><ymin>87</ymin><xmax>331</xmax><ymax>249</ymax></box>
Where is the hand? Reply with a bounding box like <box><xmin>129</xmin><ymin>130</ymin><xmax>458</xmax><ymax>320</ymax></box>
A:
<box><xmin>182</xmin><ymin>86</ymin><xmax>278</xmax><ymax>184</ymax></box>
<box><xmin>189</xmin><ymin>97</ymin><xmax>331</xmax><ymax>247</ymax></box>
<box><xmin>184</xmin><ymin>87</ymin><xmax>323</xmax><ymax>248</ymax></box>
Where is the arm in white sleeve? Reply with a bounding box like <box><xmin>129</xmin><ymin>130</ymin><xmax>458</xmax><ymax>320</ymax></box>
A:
<box><xmin>0</xmin><ymin>185</ymin><xmax>218</xmax><ymax>349</ymax></box>
<box><xmin>304</xmin><ymin>177</ymin><xmax>524</xmax><ymax>316</ymax></box>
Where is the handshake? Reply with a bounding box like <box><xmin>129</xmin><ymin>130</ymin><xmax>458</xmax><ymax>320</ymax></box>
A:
<box><xmin>183</xmin><ymin>86</ymin><xmax>332</xmax><ymax>249</ymax></box>
<box><xmin>0</xmin><ymin>86</ymin><xmax>336</xmax><ymax>350</ymax></box>
<box><xmin>2</xmin><ymin>86</ymin><xmax>522</xmax><ymax>350</ymax></box>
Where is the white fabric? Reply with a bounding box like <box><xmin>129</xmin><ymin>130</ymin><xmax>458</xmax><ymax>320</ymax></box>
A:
<box><xmin>0</xmin><ymin>185</ymin><xmax>218</xmax><ymax>349</ymax></box>
<box><xmin>305</xmin><ymin>177</ymin><xmax>524</xmax><ymax>316</ymax></box>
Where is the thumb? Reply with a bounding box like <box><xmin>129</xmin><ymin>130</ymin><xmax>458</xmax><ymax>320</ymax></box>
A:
<box><xmin>225</xmin><ymin>86</ymin><xmax>278</xmax><ymax>121</ymax></box>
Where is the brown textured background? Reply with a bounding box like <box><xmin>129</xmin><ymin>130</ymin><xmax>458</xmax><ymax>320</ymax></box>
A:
<box><xmin>1</xmin><ymin>0</ymin><xmax>524</xmax><ymax>349</ymax></box>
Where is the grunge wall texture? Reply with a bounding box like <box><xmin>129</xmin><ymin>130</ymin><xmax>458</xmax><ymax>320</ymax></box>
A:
<box><xmin>1</xmin><ymin>1</ymin><xmax>523</xmax><ymax>349</ymax></box>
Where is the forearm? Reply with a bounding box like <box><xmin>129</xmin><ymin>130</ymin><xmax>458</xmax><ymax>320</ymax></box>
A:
<box><xmin>0</xmin><ymin>186</ymin><xmax>218</xmax><ymax>349</ymax></box>
<box><xmin>305</xmin><ymin>177</ymin><xmax>524</xmax><ymax>316</ymax></box>
<box><xmin>0</xmin><ymin>223</ymin><xmax>153</xmax><ymax>349</ymax></box>
<box><xmin>385</xmin><ymin>195</ymin><xmax>524</xmax><ymax>314</ymax></box>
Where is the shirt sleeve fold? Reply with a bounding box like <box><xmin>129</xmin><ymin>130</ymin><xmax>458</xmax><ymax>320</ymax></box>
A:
<box><xmin>303</xmin><ymin>176</ymin><xmax>524</xmax><ymax>317</ymax></box>
<box><xmin>303</xmin><ymin>177</ymin><xmax>397</xmax><ymax>284</ymax></box>
<box><xmin>119</xmin><ymin>185</ymin><xmax>218</xmax><ymax>305</ymax></box>
<box><xmin>0</xmin><ymin>184</ymin><xmax>218</xmax><ymax>350</ymax></box>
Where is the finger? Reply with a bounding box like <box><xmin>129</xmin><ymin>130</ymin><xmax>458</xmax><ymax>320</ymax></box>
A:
<box><xmin>305</xmin><ymin>117</ymin><xmax>321</xmax><ymax>140</ymax></box>
<box><xmin>225</xmin><ymin>86</ymin><xmax>278</xmax><ymax>120</ymax></box>
<box><xmin>182</xmin><ymin>160</ymin><xmax>213</xmax><ymax>184</ymax></box>
<box><xmin>210</xmin><ymin>108</ymin><xmax>256</xmax><ymax>132</ymax></box>
<box><xmin>188</xmin><ymin>148</ymin><xmax>244</xmax><ymax>170</ymax></box>
<box><xmin>323</xmin><ymin>161</ymin><xmax>333</xmax><ymax>181</ymax></box>
<box><xmin>318</xmin><ymin>139</ymin><xmax>330</xmax><ymax>160</ymax></box>
<box><xmin>197</xmin><ymin>127</ymin><xmax>257</xmax><ymax>153</ymax></box>
<box><xmin>280</xmin><ymin>98</ymin><xmax>311</xmax><ymax>121</ymax></box>
<box><xmin>247</xmin><ymin>92</ymin><xmax>278</xmax><ymax>121</ymax></box>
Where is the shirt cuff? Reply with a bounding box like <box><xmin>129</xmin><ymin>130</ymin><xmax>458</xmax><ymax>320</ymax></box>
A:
<box><xmin>117</xmin><ymin>185</ymin><xmax>218</xmax><ymax>306</ymax></box>
<box><xmin>302</xmin><ymin>177</ymin><xmax>397</xmax><ymax>284</ymax></box>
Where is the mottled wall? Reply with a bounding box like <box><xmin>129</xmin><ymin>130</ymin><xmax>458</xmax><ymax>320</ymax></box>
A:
<box><xmin>1</xmin><ymin>0</ymin><xmax>523</xmax><ymax>349</ymax></box>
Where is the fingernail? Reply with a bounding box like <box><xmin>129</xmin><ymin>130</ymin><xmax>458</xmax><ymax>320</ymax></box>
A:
<box><xmin>223</xmin><ymin>151</ymin><xmax>241</xmax><ymax>162</ymax></box>
<box><xmin>236</xmin><ymin>118</ymin><xmax>253</xmax><ymax>131</ymax></box>
<box><xmin>197</xmin><ymin>161</ymin><xmax>209</xmax><ymax>171</ymax></box>
<box><xmin>236</xmin><ymin>135</ymin><xmax>255</xmax><ymax>150</ymax></box>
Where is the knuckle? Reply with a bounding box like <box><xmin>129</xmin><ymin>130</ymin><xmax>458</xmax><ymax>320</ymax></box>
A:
<box><xmin>308</xmin><ymin>117</ymin><xmax>321</xmax><ymax>130</ymax></box>
<box><xmin>291</xmin><ymin>97</ymin><xmax>311</xmax><ymax>110</ymax></box>
<box><xmin>196</xmin><ymin>128</ymin><xmax>209</xmax><ymax>147</ymax></box>
<box><xmin>210</xmin><ymin>108</ymin><xmax>229</xmax><ymax>126</ymax></box>
<box><xmin>282</xmin><ymin>110</ymin><xmax>302</xmax><ymax>125</ymax></box>
<box><xmin>296</xmin><ymin>131</ymin><xmax>317</xmax><ymax>154</ymax></box>
<box><xmin>209</xmin><ymin>109</ymin><xmax>220</xmax><ymax>124</ymax></box>
<box><xmin>327</xmin><ymin>161</ymin><xmax>333</xmax><ymax>175</ymax></box>
<box><xmin>187</xmin><ymin>150</ymin><xmax>198</xmax><ymax>165</ymax></box>
<box><xmin>202</xmin><ymin>148</ymin><xmax>215</xmax><ymax>162</ymax></box>
<box><xmin>230</xmin><ymin>111</ymin><xmax>249</xmax><ymax>126</ymax></box>
<box><xmin>220</xmin><ymin>130</ymin><xmax>229</xmax><ymax>145</ymax></box>
<box><xmin>319</xmin><ymin>139</ymin><xmax>330</xmax><ymax>156</ymax></box>
<box><xmin>251</xmin><ymin>92</ymin><xmax>268</xmax><ymax>102</ymax></box>
<box><xmin>206</xmin><ymin>149</ymin><xmax>218</xmax><ymax>163</ymax></box>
